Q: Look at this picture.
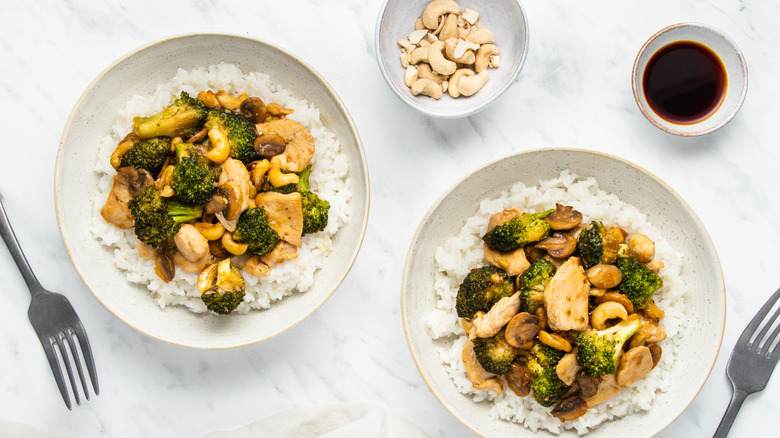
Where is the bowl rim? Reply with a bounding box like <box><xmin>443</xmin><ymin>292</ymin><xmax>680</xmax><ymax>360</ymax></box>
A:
<box><xmin>401</xmin><ymin>147</ymin><xmax>726</xmax><ymax>436</ymax></box>
<box><xmin>54</xmin><ymin>32</ymin><xmax>370</xmax><ymax>349</ymax></box>
<box><xmin>374</xmin><ymin>0</ymin><xmax>530</xmax><ymax>119</ymax></box>
<box><xmin>631</xmin><ymin>22</ymin><xmax>748</xmax><ymax>137</ymax></box>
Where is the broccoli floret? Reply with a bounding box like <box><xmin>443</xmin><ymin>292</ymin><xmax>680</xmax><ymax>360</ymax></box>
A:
<box><xmin>517</xmin><ymin>259</ymin><xmax>556</xmax><ymax>314</ymax></box>
<box><xmin>133</xmin><ymin>92</ymin><xmax>207</xmax><ymax>139</ymax></box>
<box><xmin>482</xmin><ymin>210</ymin><xmax>554</xmax><ymax>252</ymax></box>
<box><xmin>271</xmin><ymin>165</ymin><xmax>330</xmax><ymax>234</ymax></box>
<box><xmin>171</xmin><ymin>143</ymin><xmax>219</xmax><ymax>205</ymax></box>
<box><xmin>201</xmin><ymin>258</ymin><xmax>245</xmax><ymax>315</ymax></box>
<box><xmin>119</xmin><ymin>136</ymin><xmax>172</xmax><ymax>175</ymax></box>
<box><xmin>472</xmin><ymin>328</ymin><xmax>518</xmax><ymax>375</ymax></box>
<box><xmin>455</xmin><ymin>265</ymin><xmax>515</xmax><ymax>319</ymax></box>
<box><xmin>575</xmin><ymin>318</ymin><xmax>643</xmax><ymax>376</ymax></box>
<box><xmin>615</xmin><ymin>257</ymin><xmax>663</xmax><ymax>310</ymax></box>
<box><xmin>204</xmin><ymin>107</ymin><xmax>258</xmax><ymax>163</ymax></box>
<box><xmin>232</xmin><ymin>207</ymin><xmax>281</xmax><ymax>255</ymax></box>
<box><xmin>527</xmin><ymin>343</ymin><xmax>567</xmax><ymax>407</ymax></box>
<box><xmin>128</xmin><ymin>186</ymin><xmax>203</xmax><ymax>248</ymax></box>
<box><xmin>576</xmin><ymin>221</ymin><xmax>627</xmax><ymax>269</ymax></box>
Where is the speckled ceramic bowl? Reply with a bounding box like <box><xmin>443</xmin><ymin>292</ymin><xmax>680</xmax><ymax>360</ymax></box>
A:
<box><xmin>54</xmin><ymin>34</ymin><xmax>369</xmax><ymax>349</ymax></box>
<box><xmin>632</xmin><ymin>23</ymin><xmax>748</xmax><ymax>136</ymax></box>
<box><xmin>402</xmin><ymin>148</ymin><xmax>725</xmax><ymax>437</ymax></box>
<box><xmin>376</xmin><ymin>0</ymin><xmax>528</xmax><ymax>118</ymax></box>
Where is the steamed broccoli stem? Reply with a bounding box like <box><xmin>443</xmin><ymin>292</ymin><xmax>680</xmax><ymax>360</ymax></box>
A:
<box><xmin>517</xmin><ymin>258</ymin><xmax>556</xmax><ymax>314</ymax></box>
<box><xmin>133</xmin><ymin>92</ymin><xmax>207</xmax><ymax>139</ymax></box>
<box><xmin>201</xmin><ymin>258</ymin><xmax>245</xmax><ymax>315</ymax></box>
<box><xmin>232</xmin><ymin>207</ymin><xmax>281</xmax><ymax>255</ymax></box>
<box><xmin>615</xmin><ymin>257</ymin><xmax>663</xmax><ymax>310</ymax></box>
<box><xmin>204</xmin><ymin>107</ymin><xmax>258</xmax><ymax>163</ymax></box>
<box><xmin>472</xmin><ymin>328</ymin><xmax>518</xmax><ymax>375</ymax></box>
<box><xmin>575</xmin><ymin>318</ymin><xmax>643</xmax><ymax>376</ymax></box>
<box><xmin>482</xmin><ymin>210</ymin><xmax>554</xmax><ymax>252</ymax></box>
<box><xmin>171</xmin><ymin>143</ymin><xmax>219</xmax><ymax>205</ymax></box>
<box><xmin>119</xmin><ymin>137</ymin><xmax>172</xmax><ymax>175</ymax></box>
<box><xmin>576</xmin><ymin>221</ymin><xmax>626</xmax><ymax>269</ymax></box>
<box><xmin>527</xmin><ymin>343</ymin><xmax>567</xmax><ymax>407</ymax></box>
<box><xmin>128</xmin><ymin>186</ymin><xmax>203</xmax><ymax>248</ymax></box>
<box><xmin>455</xmin><ymin>265</ymin><xmax>515</xmax><ymax>319</ymax></box>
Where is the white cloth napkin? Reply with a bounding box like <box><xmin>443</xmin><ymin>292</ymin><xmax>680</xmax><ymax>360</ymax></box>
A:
<box><xmin>202</xmin><ymin>403</ymin><xmax>432</xmax><ymax>438</ymax></box>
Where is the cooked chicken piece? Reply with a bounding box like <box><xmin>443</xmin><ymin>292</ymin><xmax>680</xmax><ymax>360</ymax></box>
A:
<box><xmin>100</xmin><ymin>166</ymin><xmax>153</xmax><ymax>229</ymax></box>
<box><xmin>254</xmin><ymin>191</ymin><xmax>304</xmax><ymax>247</ymax></box>
<box><xmin>136</xmin><ymin>238</ymin><xmax>158</xmax><ymax>260</ymax></box>
<box><xmin>555</xmin><ymin>352</ymin><xmax>583</xmax><ymax>386</ymax></box>
<box><xmin>215</xmin><ymin>158</ymin><xmax>251</xmax><ymax>231</ymax></box>
<box><xmin>483</xmin><ymin>208</ymin><xmax>530</xmax><ymax>275</ymax></box>
<box><xmin>462</xmin><ymin>339</ymin><xmax>504</xmax><ymax>395</ymax></box>
<box><xmin>583</xmin><ymin>374</ymin><xmax>621</xmax><ymax>407</ymax></box>
<box><xmin>470</xmin><ymin>292</ymin><xmax>521</xmax><ymax>339</ymax></box>
<box><xmin>173</xmin><ymin>251</ymin><xmax>213</xmax><ymax>273</ymax></box>
<box><xmin>242</xmin><ymin>255</ymin><xmax>270</xmax><ymax>278</ymax></box>
<box><xmin>260</xmin><ymin>241</ymin><xmax>298</xmax><ymax>267</ymax></box>
<box><xmin>256</xmin><ymin>118</ymin><xmax>315</xmax><ymax>172</ymax></box>
<box><xmin>616</xmin><ymin>346</ymin><xmax>654</xmax><ymax>387</ymax></box>
<box><xmin>543</xmin><ymin>256</ymin><xmax>590</xmax><ymax>331</ymax></box>
<box><xmin>173</xmin><ymin>224</ymin><xmax>210</xmax><ymax>262</ymax></box>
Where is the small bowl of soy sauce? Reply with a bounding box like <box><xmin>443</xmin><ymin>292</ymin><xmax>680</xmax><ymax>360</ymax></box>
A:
<box><xmin>632</xmin><ymin>22</ymin><xmax>747</xmax><ymax>136</ymax></box>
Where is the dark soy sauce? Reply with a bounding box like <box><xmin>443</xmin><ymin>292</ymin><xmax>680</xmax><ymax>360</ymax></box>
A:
<box><xmin>643</xmin><ymin>41</ymin><xmax>727</xmax><ymax>124</ymax></box>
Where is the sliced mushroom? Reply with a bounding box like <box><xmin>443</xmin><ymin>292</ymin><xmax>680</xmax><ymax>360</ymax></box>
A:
<box><xmin>534</xmin><ymin>232</ymin><xmax>576</xmax><ymax>258</ymax></box>
<box><xmin>504</xmin><ymin>312</ymin><xmax>540</xmax><ymax>348</ymax></box>
<box><xmin>154</xmin><ymin>252</ymin><xmax>175</xmax><ymax>283</ymax></box>
<box><xmin>257</xmin><ymin>118</ymin><xmax>315</xmax><ymax>173</ymax></box>
<box><xmin>242</xmin><ymin>254</ymin><xmax>270</xmax><ymax>278</ymax></box>
<box><xmin>576</xmin><ymin>372</ymin><xmax>599</xmax><ymax>399</ymax></box>
<box><xmin>594</xmin><ymin>292</ymin><xmax>634</xmax><ymax>315</ymax></box>
<box><xmin>616</xmin><ymin>346</ymin><xmax>654</xmax><ymax>387</ymax></box>
<box><xmin>628</xmin><ymin>320</ymin><xmax>667</xmax><ymax>349</ymax></box>
<box><xmin>551</xmin><ymin>396</ymin><xmax>588</xmax><ymax>421</ymax></box>
<box><xmin>585</xmin><ymin>264</ymin><xmax>623</xmax><ymax>289</ymax></box>
<box><xmin>239</xmin><ymin>96</ymin><xmax>267</xmax><ymax>123</ymax></box>
<box><xmin>555</xmin><ymin>352</ymin><xmax>583</xmax><ymax>386</ymax></box>
<box><xmin>219</xmin><ymin>180</ymin><xmax>243</xmax><ymax>221</ymax></box>
<box><xmin>647</xmin><ymin>343</ymin><xmax>662</xmax><ymax>369</ymax></box>
<box><xmin>254</xmin><ymin>133</ymin><xmax>287</xmax><ymax>158</ymax></box>
<box><xmin>505</xmin><ymin>362</ymin><xmax>531</xmax><ymax>397</ymax></box>
<box><xmin>545</xmin><ymin>204</ymin><xmax>583</xmax><ymax>230</ymax></box>
<box><xmin>100</xmin><ymin>166</ymin><xmax>154</xmax><ymax>229</ymax></box>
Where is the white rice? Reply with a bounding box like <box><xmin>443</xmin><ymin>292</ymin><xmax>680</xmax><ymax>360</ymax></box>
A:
<box><xmin>426</xmin><ymin>170</ymin><xmax>686</xmax><ymax>434</ymax></box>
<box><xmin>90</xmin><ymin>63</ymin><xmax>351</xmax><ymax>313</ymax></box>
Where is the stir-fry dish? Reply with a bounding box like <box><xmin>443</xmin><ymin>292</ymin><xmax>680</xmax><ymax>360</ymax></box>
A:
<box><xmin>457</xmin><ymin>204</ymin><xmax>666</xmax><ymax>421</ymax></box>
<box><xmin>100</xmin><ymin>90</ymin><xmax>330</xmax><ymax>315</ymax></box>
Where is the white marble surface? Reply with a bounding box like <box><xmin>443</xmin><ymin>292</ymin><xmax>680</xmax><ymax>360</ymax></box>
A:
<box><xmin>0</xmin><ymin>0</ymin><xmax>779</xmax><ymax>437</ymax></box>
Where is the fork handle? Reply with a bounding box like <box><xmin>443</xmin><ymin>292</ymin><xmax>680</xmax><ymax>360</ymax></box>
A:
<box><xmin>0</xmin><ymin>196</ymin><xmax>43</xmax><ymax>295</ymax></box>
<box><xmin>713</xmin><ymin>388</ymin><xmax>749</xmax><ymax>438</ymax></box>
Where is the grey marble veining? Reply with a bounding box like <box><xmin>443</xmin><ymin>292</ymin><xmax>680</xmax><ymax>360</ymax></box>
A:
<box><xmin>1</xmin><ymin>0</ymin><xmax>779</xmax><ymax>436</ymax></box>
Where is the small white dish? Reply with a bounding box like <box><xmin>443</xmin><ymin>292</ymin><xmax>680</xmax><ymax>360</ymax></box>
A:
<box><xmin>375</xmin><ymin>0</ymin><xmax>529</xmax><ymax>118</ymax></box>
<box><xmin>55</xmin><ymin>34</ymin><xmax>369</xmax><ymax>349</ymax></box>
<box><xmin>632</xmin><ymin>23</ymin><xmax>748</xmax><ymax>136</ymax></box>
<box><xmin>402</xmin><ymin>148</ymin><xmax>725</xmax><ymax>437</ymax></box>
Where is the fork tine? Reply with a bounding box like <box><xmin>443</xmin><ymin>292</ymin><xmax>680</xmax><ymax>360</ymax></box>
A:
<box><xmin>760</xmin><ymin>309</ymin><xmax>780</xmax><ymax>357</ymax></box>
<box><xmin>741</xmin><ymin>286</ymin><xmax>780</xmax><ymax>346</ymax></box>
<box><xmin>73</xmin><ymin>322</ymin><xmax>99</xmax><ymax>395</ymax></box>
<box><xmin>41</xmin><ymin>338</ymin><xmax>72</xmax><ymax>410</ymax></box>
<box><xmin>753</xmin><ymin>301</ymin><xmax>780</xmax><ymax>352</ymax></box>
<box><xmin>54</xmin><ymin>333</ymin><xmax>81</xmax><ymax>407</ymax></box>
<box><xmin>64</xmin><ymin>328</ymin><xmax>90</xmax><ymax>400</ymax></box>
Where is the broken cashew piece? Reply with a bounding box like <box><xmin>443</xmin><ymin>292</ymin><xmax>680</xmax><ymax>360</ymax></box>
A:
<box><xmin>404</xmin><ymin>65</ymin><xmax>419</xmax><ymax>87</ymax></box>
<box><xmin>458</xmin><ymin>71</ymin><xmax>489</xmax><ymax>96</ymax></box>
<box><xmin>448</xmin><ymin>68</ymin><xmax>475</xmax><ymax>98</ymax></box>
<box><xmin>475</xmin><ymin>44</ymin><xmax>499</xmax><ymax>73</ymax></box>
<box><xmin>422</xmin><ymin>0</ymin><xmax>460</xmax><ymax>30</ymax></box>
<box><xmin>411</xmin><ymin>78</ymin><xmax>443</xmax><ymax>99</ymax></box>
<box><xmin>428</xmin><ymin>41</ymin><xmax>457</xmax><ymax>76</ymax></box>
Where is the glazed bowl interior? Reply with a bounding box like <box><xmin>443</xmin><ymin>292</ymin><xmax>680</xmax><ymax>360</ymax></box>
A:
<box><xmin>376</xmin><ymin>0</ymin><xmax>528</xmax><ymax>118</ymax></box>
<box><xmin>55</xmin><ymin>33</ymin><xmax>369</xmax><ymax>349</ymax></box>
<box><xmin>402</xmin><ymin>148</ymin><xmax>725</xmax><ymax>437</ymax></box>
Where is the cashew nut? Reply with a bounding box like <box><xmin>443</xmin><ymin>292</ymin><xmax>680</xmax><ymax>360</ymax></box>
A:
<box><xmin>250</xmin><ymin>159</ymin><xmax>271</xmax><ymax>188</ymax></box>
<box><xmin>448</xmin><ymin>68</ymin><xmax>474</xmax><ymax>98</ymax></box>
<box><xmin>439</xmin><ymin>13</ymin><xmax>459</xmax><ymax>41</ymax></box>
<box><xmin>194</xmin><ymin>221</ymin><xmax>225</xmax><ymax>241</ymax></box>
<box><xmin>594</xmin><ymin>291</ymin><xmax>635</xmax><ymax>314</ymax></box>
<box><xmin>411</xmin><ymin>78</ymin><xmax>443</xmax><ymax>99</ymax></box>
<box><xmin>404</xmin><ymin>65</ymin><xmax>419</xmax><ymax>87</ymax></box>
<box><xmin>206</xmin><ymin>127</ymin><xmax>231</xmax><ymax>164</ymax></box>
<box><xmin>591</xmin><ymin>301</ymin><xmax>629</xmax><ymax>330</ymax></box>
<box><xmin>422</xmin><ymin>0</ymin><xmax>460</xmax><ymax>30</ymax></box>
<box><xmin>457</xmin><ymin>71</ymin><xmax>489</xmax><ymax>96</ymax></box>
<box><xmin>465</xmin><ymin>26</ymin><xmax>495</xmax><ymax>44</ymax></box>
<box><xmin>409</xmin><ymin>46</ymin><xmax>430</xmax><ymax>65</ymax></box>
<box><xmin>475</xmin><ymin>44</ymin><xmax>499</xmax><ymax>73</ymax></box>
<box><xmin>428</xmin><ymin>41</ymin><xmax>457</xmax><ymax>75</ymax></box>
<box><xmin>416</xmin><ymin>63</ymin><xmax>446</xmax><ymax>84</ymax></box>
<box><xmin>221</xmin><ymin>231</ymin><xmax>248</xmax><ymax>255</ymax></box>
<box><xmin>444</xmin><ymin>38</ymin><xmax>476</xmax><ymax>64</ymax></box>
<box><xmin>268</xmin><ymin>157</ymin><xmax>299</xmax><ymax>188</ymax></box>
<box><xmin>197</xmin><ymin>263</ymin><xmax>218</xmax><ymax>293</ymax></box>
<box><xmin>539</xmin><ymin>330</ymin><xmax>572</xmax><ymax>352</ymax></box>
<box><xmin>400</xmin><ymin>52</ymin><xmax>410</xmax><ymax>68</ymax></box>
<box><xmin>156</xmin><ymin>164</ymin><xmax>175</xmax><ymax>197</ymax></box>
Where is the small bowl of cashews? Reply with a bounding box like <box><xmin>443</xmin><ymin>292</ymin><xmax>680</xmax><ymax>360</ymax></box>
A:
<box><xmin>376</xmin><ymin>0</ymin><xmax>529</xmax><ymax>118</ymax></box>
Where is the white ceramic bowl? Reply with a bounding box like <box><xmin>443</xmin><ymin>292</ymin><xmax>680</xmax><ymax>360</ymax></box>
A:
<box><xmin>632</xmin><ymin>22</ymin><xmax>748</xmax><ymax>136</ymax></box>
<box><xmin>376</xmin><ymin>0</ymin><xmax>529</xmax><ymax>118</ymax></box>
<box><xmin>55</xmin><ymin>34</ymin><xmax>369</xmax><ymax>349</ymax></box>
<box><xmin>402</xmin><ymin>148</ymin><xmax>725</xmax><ymax>437</ymax></box>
